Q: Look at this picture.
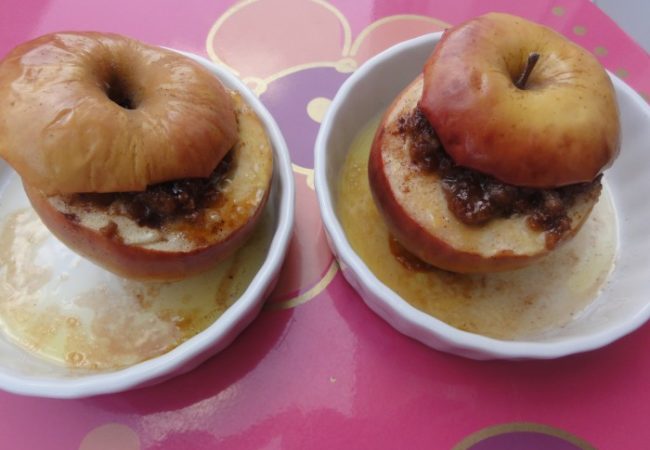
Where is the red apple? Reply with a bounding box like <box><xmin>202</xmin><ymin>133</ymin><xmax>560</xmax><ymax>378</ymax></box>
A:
<box><xmin>368</xmin><ymin>77</ymin><xmax>599</xmax><ymax>273</ymax></box>
<box><xmin>420</xmin><ymin>12</ymin><xmax>620</xmax><ymax>188</ymax></box>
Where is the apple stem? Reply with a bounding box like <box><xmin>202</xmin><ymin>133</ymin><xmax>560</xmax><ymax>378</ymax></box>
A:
<box><xmin>515</xmin><ymin>52</ymin><xmax>540</xmax><ymax>90</ymax></box>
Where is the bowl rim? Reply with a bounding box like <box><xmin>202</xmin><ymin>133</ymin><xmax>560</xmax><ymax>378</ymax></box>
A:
<box><xmin>314</xmin><ymin>32</ymin><xmax>650</xmax><ymax>359</ymax></box>
<box><xmin>0</xmin><ymin>50</ymin><xmax>295</xmax><ymax>398</ymax></box>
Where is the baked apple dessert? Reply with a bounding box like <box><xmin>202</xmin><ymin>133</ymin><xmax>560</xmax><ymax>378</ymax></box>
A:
<box><xmin>0</xmin><ymin>32</ymin><xmax>273</xmax><ymax>280</ymax></box>
<box><xmin>368</xmin><ymin>13</ymin><xmax>620</xmax><ymax>273</ymax></box>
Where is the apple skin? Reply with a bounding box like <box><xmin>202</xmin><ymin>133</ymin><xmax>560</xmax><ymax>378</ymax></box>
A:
<box><xmin>25</xmin><ymin>91</ymin><xmax>273</xmax><ymax>281</ymax></box>
<box><xmin>368</xmin><ymin>76</ymin><xmax>597</xmax><ymax>273</ymax></box>
<box><xmin>420</xmin><ymin>12</ymin><xmax>620</xmax><ymax>188</ymax></box>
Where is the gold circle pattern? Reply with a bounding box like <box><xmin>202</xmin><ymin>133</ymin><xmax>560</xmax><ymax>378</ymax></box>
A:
<box><xmin>452</xmin><ymin>422</ymin><xmax>596</xmax><ymax>450</ymax></box>
<box><xmin>552</xmin><ymin>6</ymin><xmax>565</xmax><ymax>16</ymax></box>
<box><xmin>594</xmin><ymin>46</ymin><xmax>608</xmax><ymax>56</ymax></box>
<box><xmin>573</xmin><ymin>25</ymin><xmax>587</xmax><ymax>35</ymax></box>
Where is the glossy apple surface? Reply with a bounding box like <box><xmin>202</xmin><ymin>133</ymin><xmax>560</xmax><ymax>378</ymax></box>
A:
<box><xmin>420</xmin><ymin>12</ymin><xmax>620</xmax><ymax>188</ymax></box>
<box><xmin>368</xmin><ymin>77</ymin><xmax>598</xmax><ymax>273</ymax></box>
<box><xmin>26</xmin><ymin>92</ymin><xmax>273</xmax><ymax>280</ymax></box>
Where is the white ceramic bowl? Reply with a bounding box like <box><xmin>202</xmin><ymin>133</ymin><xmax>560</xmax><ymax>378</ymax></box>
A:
<box><xmin>315</xmin><ymin>33</ymin><xmax>650</xmax><ymax>359</ymax></box>
<box><xmin>0</xmin><ymin>51</ymin><xmax>294</xmax><ymax>397</ymax></box>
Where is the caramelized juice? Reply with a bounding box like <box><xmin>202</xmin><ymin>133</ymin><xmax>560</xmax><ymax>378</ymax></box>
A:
<box><xmin>0</xmin><ymin>174</ymin><xmax>272</xmax><ymax>370</ymax></box>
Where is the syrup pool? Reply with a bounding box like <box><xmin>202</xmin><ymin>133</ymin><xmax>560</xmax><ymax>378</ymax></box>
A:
<box><xmin>0</xmin><ymin>170</ymin><xmax>272</xmax><ymax>370</ymax></box>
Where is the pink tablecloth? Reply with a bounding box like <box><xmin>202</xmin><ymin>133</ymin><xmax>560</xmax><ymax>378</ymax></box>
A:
<box><xmin>1</xmin><ymin>0</ymin><xmax>649</xmax><ymax>449</ymax></box>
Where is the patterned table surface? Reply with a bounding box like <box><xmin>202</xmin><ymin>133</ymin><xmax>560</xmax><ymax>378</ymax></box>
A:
<box><xmin>1</xmin><ymin>0</ymin><xmax>649</xmax><ymax>449</ymax></box>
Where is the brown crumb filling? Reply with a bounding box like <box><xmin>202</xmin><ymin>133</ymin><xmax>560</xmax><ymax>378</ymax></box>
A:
<box><xmin>396</xmin><ymin>107</ymin><xmax>602</xmax><ymax>249</ymax></box>
<box><xmin>68</xmin><ymin>152</ymin><xmax>234</xmax><ymax>229</ymax></box>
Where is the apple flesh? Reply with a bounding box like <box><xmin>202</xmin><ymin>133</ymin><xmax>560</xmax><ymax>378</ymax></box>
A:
<box><xmin>26</xmin><ymin>91</ymin><xmax>273</xmax><ymax>280</ymax></box>
<box><xmin>420</xmin><ymin>12</ymin><xmax>620</xmax><ymax>188</ymax></box>
<box><xmin>368</xmin><ymin>77</ymin><xmax>599</xmax><ymax>273</ymax></box>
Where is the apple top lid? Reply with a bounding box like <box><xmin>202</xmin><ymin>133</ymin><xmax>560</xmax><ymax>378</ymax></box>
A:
<box><xmin>420</xmin><ymin>12</ymin><xmax>620</xmax><ymax>188</ymax></box>
<box><xmin>0</xmin><ymin>32</ymin><xmax>238</xmax><ymax>195</ymax></box>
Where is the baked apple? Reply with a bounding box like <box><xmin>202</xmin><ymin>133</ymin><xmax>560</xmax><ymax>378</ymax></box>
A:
<box><xmin>368</xmin><ymin>13</ymin><xmax>619</xmax><ymax>273</ymax></box>
<box><xmin>0</xmin><ymin>33</ymin><xmax>273</xmax><ymax>280</ymax></box>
